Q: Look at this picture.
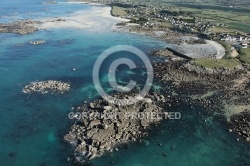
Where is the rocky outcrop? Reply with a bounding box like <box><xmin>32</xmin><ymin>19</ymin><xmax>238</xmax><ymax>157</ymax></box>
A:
<box><xmin>42</xmin><ymin>1</ymin><xmax>58</xmax><ymax>5</ymax></box>
<box><xmin>150</xmin><ymin>49</ymin><xmax>174</xmax><ymax>57</ymax></box>
<box><xmin>230</xmin><ymin>112</ymin><xmax>250</xmax><ymax>142</ymax></box>
<box><xmin>64</xmin><ymin>92</ymin><xmax>167</xmax><ymax>164</ymax></box>
<box><xmin>0</xmin><ymin>21</ymin><xmax>39</xmax><ymax>35</ymax></box>
<box><xmin>22</xmin><ymin>80</ymin><xmax>70</xmax><ymax>94</ymax></box>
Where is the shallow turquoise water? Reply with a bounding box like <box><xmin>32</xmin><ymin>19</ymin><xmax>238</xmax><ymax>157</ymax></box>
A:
<box><xmin>0</xmin><ymin>1</ymin><xmax>250</xmax><ymax>166</ymax></box>
<box><xmin>0</xmin><ymin>0</ymin><xmax>90</xmax><ymax>23</ymax></box>
<box><xmin>0</xmin><ymin>27</ymin><xmax>167</xmax><ymax>166</ymax></box>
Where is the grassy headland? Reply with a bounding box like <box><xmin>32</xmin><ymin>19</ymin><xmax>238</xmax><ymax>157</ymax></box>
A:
<box><xmin>238</xmin><ymin>48</ymin><xmax>250</xmax><ymax>65</ymax></box>
<box><xmin>193</xmin><ymin>58</ymin><xmax>240</xmax><ymax>69</ymax></box>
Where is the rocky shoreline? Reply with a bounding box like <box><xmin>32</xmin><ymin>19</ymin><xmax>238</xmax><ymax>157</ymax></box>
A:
<box><xmin>64</xmin><ymin>59</ymin><xmax>250</xmax><ymax>164</ymax></box>
<box><xmin>153</xmin><ymin>60</ymin><xmax>250</xmax><ymax>141</ymax></box>
<box><xmin>230</xmin><ymin>112</ymin><xmax>250</xmax><ymax>142</ymax></box>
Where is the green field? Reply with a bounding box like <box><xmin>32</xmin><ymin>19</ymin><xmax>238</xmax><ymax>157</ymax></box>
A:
<box><xmin>227</xmin><ymin>22</ymin><xmax>250</xmax><ymax>34</ymax></box>
<box><xmin>111</xmin><ymin>6</ymin><xmax>127</xmax><ymax>17</ymax></box>
<box><xmin>133</xmin><ymin>0</ymin><xmax>250</xmax><ymax>34</ymax></box>
<box><xmin>238</xmin><ymin>48</ymin><xmax>250</xmax><ymax>65</ymax></box>
<box><xmin>193</xmin><ymin>58</ymin><xmax>240</xmax><ymax>68</ymax></box>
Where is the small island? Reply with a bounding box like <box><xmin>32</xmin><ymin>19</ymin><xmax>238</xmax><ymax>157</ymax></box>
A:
<box><xmin>22</xmin><ymin>80</ymin><xmax>70</xmax><ymax>94</ymax></box>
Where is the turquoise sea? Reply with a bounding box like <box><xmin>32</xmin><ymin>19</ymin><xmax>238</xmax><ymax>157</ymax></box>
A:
<box><xmin>0</xmin><ymin>0</ymin><xmax>250</xmax><ymax>166</ymax></box>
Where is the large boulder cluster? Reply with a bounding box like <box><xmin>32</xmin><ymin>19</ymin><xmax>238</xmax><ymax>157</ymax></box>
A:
<box><xmin>64</xmin><ymin>93</ymin><xmax>166</xmax><ymax>164</ymax></box>
<box><xmin>22</xmin><ymin>80</ymin><xmax>70</xmax><ymax>94</ymax></box>
<box><xmin>230</xmin><ymin>112</ymin><xmax>250</xmax><ymax>142</ymax></box>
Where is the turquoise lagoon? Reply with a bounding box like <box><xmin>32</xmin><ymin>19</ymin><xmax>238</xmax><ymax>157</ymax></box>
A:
<box><xmin>0</xmin><ymin>0</ymin><xmax>250</xmax><ymax>166</ymax></box>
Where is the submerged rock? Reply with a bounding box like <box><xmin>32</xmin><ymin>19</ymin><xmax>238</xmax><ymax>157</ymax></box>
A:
<box><xmin>29</xmin><ymin>40</ymin><xmax>46</xmax><ymax>45</ymax></box>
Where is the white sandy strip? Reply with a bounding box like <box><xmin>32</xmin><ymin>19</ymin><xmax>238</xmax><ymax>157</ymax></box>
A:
<box><xmin>35</xmin><ymin>5</ymin><xmax>129</xmax><ymax>31</ymax></box>
<box><xmin>59</xmin><ymin>1</ymin><xmax>101</xmax><ymax>5</ymax></box>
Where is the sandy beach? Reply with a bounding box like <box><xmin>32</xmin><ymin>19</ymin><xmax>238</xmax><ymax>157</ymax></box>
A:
<box><xmin>35</xmin><ymin>3</ymin><xmax>129</xmax><ymax>31</ymax></box>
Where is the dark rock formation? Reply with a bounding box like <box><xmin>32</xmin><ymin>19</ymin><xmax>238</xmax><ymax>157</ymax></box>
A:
<box><xmin>230</xmin><ymin>112</ymin><xmax>250</xmax><ymax>142</ymax></box>
<box><xmin>64</xmin><ymin>92</ymin><xmax>168</xmax><ymax>163</ymax></box>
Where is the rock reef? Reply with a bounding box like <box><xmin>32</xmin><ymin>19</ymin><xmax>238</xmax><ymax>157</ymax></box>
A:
<box><xmin>0</xmin><ymin>21</ymin><xmax>39</xmax><ymax>35</ymax></box>
<box><xmin>42</xmin><ymin>1</ymin><xmax>58</xmax><ymax>5</ymax></box>
<box><xmin>22</xmin><ymin>80</ymin><xmax>70</xmax><ymax>94</ymax></box>
<box><xmin>29</xmin><ymin>40</ymin><xmax>46</xmax><ymax>45</ymax></box>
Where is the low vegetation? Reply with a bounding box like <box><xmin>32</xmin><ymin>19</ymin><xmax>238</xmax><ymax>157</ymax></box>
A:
<box><xmin>111</xmin><ymin>6</ymin><xmax>127</xmax><ymax>17</ymax></box>
<box><xmin>216</xmin><ymin>40</ymin><xmax>232</xmax><ymax>58</ymax></box>
<box><xmin>193</xmin><ymin>58</ymin><xmax>240</xmax><ymax>68</ymax></box>
<box><xmin>238</xmin><ymin>48</ymin><xmax>250</xmax><ymax>65</ymax></box>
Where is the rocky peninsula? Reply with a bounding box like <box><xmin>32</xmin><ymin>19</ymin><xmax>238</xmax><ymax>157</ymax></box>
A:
<box><xmin>22</xmin><ymin>80</ymin><xmax>70</xmax><ymax>94</ymax></box>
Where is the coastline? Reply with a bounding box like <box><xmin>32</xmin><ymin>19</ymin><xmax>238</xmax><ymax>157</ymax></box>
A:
<box><xmin>0</xmin><ymin>1</ymin><xmax>226</xmax><ymax>60</ymax></box>
<box><xmin>58</xmin><ymin>3</ymin><xmax>250</xmax><ymax>162</ymax></box>
<box><xmin>0</xmin><ymin>2</ymin><xmax>129</xmax><ymax>34</ymax></box>
<box><xmin>64</xmin><ymin>58</ymin><xmax>250</xmax><ymax>164</ymax></box>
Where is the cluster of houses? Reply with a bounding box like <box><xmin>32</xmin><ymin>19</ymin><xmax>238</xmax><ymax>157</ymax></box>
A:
<box><xmin>220</xmin><ymin>35</ymin><xmax>249</xmax><ymax>42</ymax></box>
<box><xmin>165</xmin><ymin>17</ymin><xmax>224</xmax><ymax>34</ymax></box>
<box><xmin>220</xmin><ymin>34</ymin><xmax>250</xmax><ymax>48</ymax></box>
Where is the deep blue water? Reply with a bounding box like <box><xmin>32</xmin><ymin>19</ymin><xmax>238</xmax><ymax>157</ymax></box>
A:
<box><xmin>0</xmin><ymin>0</ymin><xmax>250</xmax><ymax>166</ymax></box>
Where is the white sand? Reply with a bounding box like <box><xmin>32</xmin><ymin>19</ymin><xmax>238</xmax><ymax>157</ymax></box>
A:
<box><xmin>35</xmin><ymin>4</ymin><xmax>129</xmax><ymax>31</ymax></box>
